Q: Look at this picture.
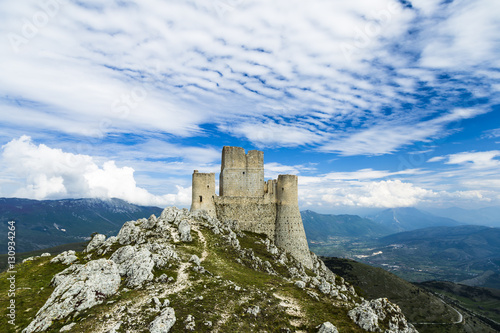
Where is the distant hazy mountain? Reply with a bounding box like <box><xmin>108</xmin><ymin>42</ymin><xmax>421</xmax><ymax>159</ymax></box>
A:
<box><xmin>301</xmin><ymin>210</ymin><xmax>394</xmax><ymax>241</ymax></box>
<box><xmin>426</xmin><ymin>206</ymin><xmax>500</xmax><ymax>228</ymax></box>
<box><xmin>373</xmin><ymin>225</ymin><xmax>500</xmax><ymax>288</ymax></box>
<box><xmin>0</xmin><ymin>198</ymin><xmax>162</xmax><ymax>253</ymax></box>
<box><xmin>379</xmin><ymin>225</ymin><xmax>500</xmax><ymax>254</ymax></box>
<box><xmin>369</xmin><ymin>207</ymin><xmax>462</xmax><ymax>232</ymax></box>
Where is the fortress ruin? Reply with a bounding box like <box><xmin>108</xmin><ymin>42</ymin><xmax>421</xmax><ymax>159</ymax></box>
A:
<box><xmin>190</xmin><ymin>146</ymin><xmax>313</xmax><ymax>269</ymax></box>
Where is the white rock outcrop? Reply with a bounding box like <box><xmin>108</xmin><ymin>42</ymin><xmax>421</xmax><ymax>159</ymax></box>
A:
<box><xmin>178</xmin><ymin>219</ymin><xmax>192</xmax><ymax>242</ymax></box>
<box><xmin>23</xmin><ymin>259</ymin><xmax>120</xmax><ymax>333</ymax></box>
<box><xmin>317</xmin><ymin>321</ymin><xmax>339</xmax><ymax>333</ymax></box>
<box><xmin>295</xmin><ymin>280</ymin><xmax>306</xmax><ymax>289</ymax></box>
<box><xmin>110</xmin><ymin>245</ymin><xmax>155</xmax><ymax>288</ymax></box>
<box><xmin>50</xmin><ymin>250</ymin><xmax>78</xmax><ymax>265</ymax></box>
<box><xmin>59</xmin><ymin>322</ymin><xmax>76</xmax><ymax>332</ymax></box>
<box><xmin>189</xmin><ymin>254</ymin><xmax>201</xmax><ymax>266</ymax></box>
<box><xmin>117</xmin><ymin>220</ymin><xmax>144</xmax><ymax>245</ymax></box>
<box><xmin>86</xmin><ymin>233</ymin><xmax>107</xmax><ymax>252</ymax></box>
<box><xmin>149</xmin><ymin>307</ymin><xmax>176</xmax><ymax>333</ymax></box>
<box><xmin>246</xmin><ymin>305</ymin><xmax>260</xmax><ymax>317</ymax></box>
<box><xmin>348</xmin><ymin>298</ymin><xmax>418</xmax><ymax>333</ymax></box>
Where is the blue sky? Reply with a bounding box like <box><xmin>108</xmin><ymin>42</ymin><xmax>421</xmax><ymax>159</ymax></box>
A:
<box><xmin>0</xmin><ymin>0</ymin><xmax>499</xmax><ymax>212</ymax></box>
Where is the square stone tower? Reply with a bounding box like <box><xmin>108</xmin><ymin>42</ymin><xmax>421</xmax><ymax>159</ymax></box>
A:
<box><xmin>190</xmin><ymin>146</ymin><xmax>313</xmax><ymax>269</ymax></box>
<box><xmin>219</xmin><ymin>147</ymin><xmax>264</xmax><ymax>197</ymax></box>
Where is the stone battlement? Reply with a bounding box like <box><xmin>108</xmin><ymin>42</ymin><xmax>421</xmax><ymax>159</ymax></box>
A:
<box><xmin>190</xmin><ymin>146</ymin><xmax>312</xmax><ymax>268</ymax></box>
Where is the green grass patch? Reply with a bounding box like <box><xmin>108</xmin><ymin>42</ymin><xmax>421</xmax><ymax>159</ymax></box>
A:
<box><xmin>0</xmin><ymin>257</ymin><xmax>67</xmax><ymax>332</ymax></box>
<box><xmin>0</xmin><ymin>242</ymin><xmax>87</xmax><ymax>272</ymax></box>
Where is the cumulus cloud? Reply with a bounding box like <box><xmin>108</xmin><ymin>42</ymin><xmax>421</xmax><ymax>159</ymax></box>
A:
<box><xmin>299</xmin><ymin>179</ymin><xmax>434</xmax><ymax>208</ymax></box>
<box><xmin>0</xmin><ymin>136</ymin><xmax>190</xmax><ymax>206</ymax></box>
<box><xmin>299</xmin><ymin>177</ymin><xmax>493</xmax><ymax>209</ymax></box>
<box><xmin>295</xmin><ymin>161</ymin><xmax>497</xmax><ymax>208</ymax></box>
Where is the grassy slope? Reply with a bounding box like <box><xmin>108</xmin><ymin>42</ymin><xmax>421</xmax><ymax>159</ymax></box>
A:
<box><xmin>322</xmin><ymin>257</ymin><xmax>498</xmax><ymax>333</ymax></box>
<box><xmin>0</xmin><ymin>242</ymin><xmax>87</xmax><ymax>272</ymax></box>
<box><xmin>1</xmin><ymin>226</ymin><xmax>365</xmax><ymax>333</ymax></box>
<box><xmin>418</xmin><ymin>281</ymin><xmax>500</xmax><ymax>326</ymax></box>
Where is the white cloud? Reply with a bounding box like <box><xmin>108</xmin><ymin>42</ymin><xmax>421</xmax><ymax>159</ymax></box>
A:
<box><xmin>0</xmin><ymin>0</ymin><xmax>497</xmax><ymax>155</ymax></box>
<box><xmin>264</xmin><ymin>162</ymin><xmax>317</xmax><ymax>179</ymax></box>
<box><xmin>300</xmin><ymin>179</ymin><xmax>434</xmax><ymax>208</ymax></box>
<box><xmin>431</xmin><ymin>150</ymin><xmax>500</xmax><ymax>169</ymax></box>
<box><xmin>0</xmin><ymin>136</ymin><xmax>190</xmax><ymax>207</ymax></box>
<box><xmin>297</xmin><ymin>167</ymin><xmax>432</xmax><ymax>208</ymax></box>
<box><xmin>482</xmin><ymin>128</ymin><xmax>500</xmax><ymax>139</ymax></box>
<box><xmin>447</xmin><ymin>151</ymin><xmax>500</xmax><ymax>169</ymax></box>
<box><xmin>419</xmin><ymin>0</ymin><xmax>500</xmax><ymax>68</ymax></box>
<box><xmin>299</xmin><ymin>177</ymin><xmax>494</xmax><ymax>209</ymax></box>
<box><xmin>225</xmin><ymin>121</ymin><xmax>324</xmax><ymax>148</ymax></box>
<box><xmin>319</xmin><ymin>108</ymin><xmax>488</xmax><ymax>155</ymax></box>
<box><xmin>427</xmin><ymin>156</ymin><xmax>445</xmax><ymax>163</ymax></box>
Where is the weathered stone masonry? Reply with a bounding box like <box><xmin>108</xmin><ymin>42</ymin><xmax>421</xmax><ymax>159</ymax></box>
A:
<box><xmin>190</xmin><ymin>146</ymin><xmax>313</xmax><ymax>269</ymax></box>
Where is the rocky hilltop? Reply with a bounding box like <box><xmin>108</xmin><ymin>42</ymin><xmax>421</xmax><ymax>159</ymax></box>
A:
<box><xmin>9</xmin><ymin>207</ymin><xmax>417</xmax><ymax>332</ymax></box>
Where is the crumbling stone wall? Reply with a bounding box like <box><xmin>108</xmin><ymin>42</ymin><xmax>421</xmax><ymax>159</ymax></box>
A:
<box><xmin>215</xmin><ymin>196</ymin><xmax>277</xmax><ymax>239</ymax></box>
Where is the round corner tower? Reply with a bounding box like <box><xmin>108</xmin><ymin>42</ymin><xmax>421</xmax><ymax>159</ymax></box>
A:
<box><xmin>275</xmin><ymin>174</ymin><xmax>313</xmax><ymax>269</ymax></box>
<box><xmin>190</xmin><ymin>170</ymin><xmax>216</xmax><ymax>217</ymax></box>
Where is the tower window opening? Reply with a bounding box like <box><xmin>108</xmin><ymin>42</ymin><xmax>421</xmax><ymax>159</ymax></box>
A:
<box><xmin>243</xmin><ymin>171</ymin><xmax>245</xmax><ymax>174</ymax></box>
<box><xmin>207</xmin><ymin>185</ymin><xmax>210</xmax><ymax>188</ymax></box>
<box><xmin>199</xmin><ymin>196</ymin><xmax>203</xmax><ymax>202</ymax></box>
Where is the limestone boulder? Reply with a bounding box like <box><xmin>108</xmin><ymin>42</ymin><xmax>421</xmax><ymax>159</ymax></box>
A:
<box><xmin>149</xmin><ymin>307</ymin><xmax>176</xmax><ymax>333</ymax></box>
<box><xmin>246</xmin><ymin>306</ymin><xmax>260</xmax><ymax>317</ymax></box>
<box><xmin>348</xmin><ymin>298</ymin><xmax>418</xmax><ymax>333</ymax></box>
<box><xmin>50</xmin><ymin>250</ymin><xmax>78</xmax><ymax>265</ymax></box>
<box><xmin>317</xmin><ymin>322</ymin><xmax>339</xmax><ymax>333</ymax></box>
<box><xmin>295</xmin><ymin>280</ymin><xmax>306</xmax><ymax>289</ymax></box>
<box><xmin>86</xmin><ymin>233</ymin><xmax>106</xmax><ymax>253</ymax></box>
<box><xmin>189</xmin><ymin>254</ymin><xmax>201</xmax><ymax>266</ymax></box>
<box><xmin>142</xmin><ymin>214</ymin><xmax>157</xmax><ymax>229</ymax></box>
<box><xmin>117</xmin><ymin>220</ymin><xmax>144</xmax><ymax>245</ymax></box>
<box><xmin>110</xmin><ymin>245</ymin><xmax>154</xmax><ymax>288</ymax></box>
<box><xmin>23</xmin><ymin>259</ymin><xmax>120</xmax><ymax>333</ymax></box>
<box><xmin>178</xmin><ymin>219</ymin><xmax>192</xmax><ymax>242</ymax></box>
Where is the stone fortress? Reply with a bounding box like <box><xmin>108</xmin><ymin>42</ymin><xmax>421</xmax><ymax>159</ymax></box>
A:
<box><xmin>190</xmin><ymin>146</ymin><xmax>313</xmax><ymax>269</ymax></box>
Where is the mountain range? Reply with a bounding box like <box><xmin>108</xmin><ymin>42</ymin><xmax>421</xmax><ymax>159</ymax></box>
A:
<box><xmin>426</xmin><ymin>206</ymin><xmax>500</xmax><ymax>228</ymax></box>
<box><xmin>302</xmin><ymin>209</ymin><xmax>500</xmax><ymax>289</ymax></box>
<box><xmin>301</xmin><ymin>210</ymin><xmax>394</xmax><ymax>240</ymax></box>
<box><xmin>0</xmin><ymin>197</ymin><xmax>162</xmax><ymax>253</ymax></box>
<box><xmin>368</xmin><ymin>207</ymin><xmax>462</xmax><ymax>232</ymax></box>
